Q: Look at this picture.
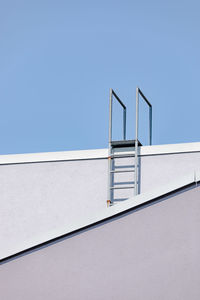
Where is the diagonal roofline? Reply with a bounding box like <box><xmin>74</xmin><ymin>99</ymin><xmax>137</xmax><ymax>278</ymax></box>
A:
<box><xmin>1</xmin><ymin>170</ymin><xmax>200</xmax><ymax>263</ymax></box>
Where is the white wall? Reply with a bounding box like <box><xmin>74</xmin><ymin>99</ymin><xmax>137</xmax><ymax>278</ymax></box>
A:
<box><xmin>1</xmin><ymin>142</ymin><xmax>200</xmax><ymax>259</ymax></box>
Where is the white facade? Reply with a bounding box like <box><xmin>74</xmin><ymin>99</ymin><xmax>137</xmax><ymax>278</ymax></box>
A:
<box><xmin>1</xmin><ymin>142</ymin><xmax>200</xmax><ymax>260</ymax></box>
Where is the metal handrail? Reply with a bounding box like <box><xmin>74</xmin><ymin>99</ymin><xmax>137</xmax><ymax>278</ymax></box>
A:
<box><xmin>136</xmin><ymin>87</ymin><xmax>152</xmax><ymax>146</ymax></box>
<box><xmin>135</xmin><ymin>87</ymin><xmax>152</xmax><ymax>195</ymax></box>
<box><xmin>109</xmin><ymin>89</ymin><xmax>126</xmax><ymax>146</ymax></box>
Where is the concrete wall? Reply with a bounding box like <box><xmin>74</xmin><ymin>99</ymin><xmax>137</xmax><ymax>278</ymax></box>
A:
<box><xmin>1</xmin><ymin>148</ymin><xmax>200</xmax><ymax>259</ymax></box>
<box><xmin>1</xmin><ymin>185</ymin><xmax>200</xmax><ymax>300</ymax></box>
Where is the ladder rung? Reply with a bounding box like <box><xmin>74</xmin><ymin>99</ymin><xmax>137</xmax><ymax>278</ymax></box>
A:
<box><xmin>110</xmin><ymin>154</ymin><xmax>135</xmax><ymax>159</ymax></box>
<box><xmin>110</xmin><ymin>170</ymin><xmax>135</xmax><ymax>173</ymax></box>
<box><xmin>110</xmin><ymin>186</ymin><xmax>134</xmax><ymax>190</ymax></box>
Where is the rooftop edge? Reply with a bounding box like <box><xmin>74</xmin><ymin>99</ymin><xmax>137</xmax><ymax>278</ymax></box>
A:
<box><xmin>0</xmin><ymin>141</ymin><xmax>200</xmax><ymax>165</ymax></box>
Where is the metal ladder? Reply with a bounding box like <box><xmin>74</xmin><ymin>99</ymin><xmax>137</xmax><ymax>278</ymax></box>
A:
<box><xmin>107</xmin><ymin>87</ymin><xmax>152</xmax><ymax>207</ymax></box>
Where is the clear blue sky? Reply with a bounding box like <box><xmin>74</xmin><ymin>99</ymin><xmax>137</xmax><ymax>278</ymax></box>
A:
<box><xmin>0</xmin><ymin>0</ymin><xmax>200</xmax><ymax>154</ymax></box>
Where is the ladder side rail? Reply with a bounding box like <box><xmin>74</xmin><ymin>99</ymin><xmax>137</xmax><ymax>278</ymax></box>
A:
<box><xmin>123</xmin><ymin>107</ymin><xmax>126</xmax><ymax>141</ymax></box>
<box><xmin>107</xmin><ymin>89</ymin><xmax>113</xmax><ymax>206</ymax></box>
<box><xmin>108</xmin><ymin>89</ymin><xmax>127</xmax><ymax>205</ymax></box>
<box><xmin>135</xmin><ymin>87</ymin><xmax>139</xmax><ymax>195</ymax></box>
<box><xmin>149</xmin><ymin>106</ymin><xmax>153</xmax><ymax>146</ymax></box>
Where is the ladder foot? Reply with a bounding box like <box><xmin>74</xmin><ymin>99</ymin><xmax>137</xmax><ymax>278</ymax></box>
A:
<box><xmin>107</xmin><ymin>200</ymin><xmax>114</xmax><ymax>207</ymax></box>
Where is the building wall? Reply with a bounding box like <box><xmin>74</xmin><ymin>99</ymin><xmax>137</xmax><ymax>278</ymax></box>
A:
<box><xmin>1</xmin><ymin>185</ymin><xmax>200</xmax><ymax>300</ymax></box>
<box><xmin>1</xmin><ymin>148</ymin><xmax>200</xmax><ymax>259</ymax></box>
<box><xmin>140</xmin><ymin>151</ymin><xmax>200</xmax><ymax>193</ymax></box>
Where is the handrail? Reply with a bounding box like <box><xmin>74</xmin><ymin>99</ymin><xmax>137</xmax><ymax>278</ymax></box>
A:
<box><xmin>135</xmin><ymin>87</ymin><xmax>152</xmax><ymax>195</ymax></box>
<box><xmin>137</xmin><ymin>87</ymin><xmax>152</xmax><ymax>146</ymax></box>
<box><xmin>112</xmin><ymin>90</ymin><xmax>126</xmax><ymax>109</ymax></box>
<box><xmin>109</xmin><ymin>89</ymin><xmax>127</xmax><ymax>146</ymax></box>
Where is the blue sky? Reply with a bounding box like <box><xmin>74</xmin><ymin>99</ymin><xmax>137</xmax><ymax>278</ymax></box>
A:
<box><xmin>0</xmin><ymin>0</ymin><xmax>200</xmax><ymax>154</ymax></box>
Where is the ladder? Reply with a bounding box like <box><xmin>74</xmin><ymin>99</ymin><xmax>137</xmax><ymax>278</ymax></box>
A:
<box><xmin>107</xmin><ymin>88</ymin><xmax>152</xmax><ymax>207</ymax></box>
